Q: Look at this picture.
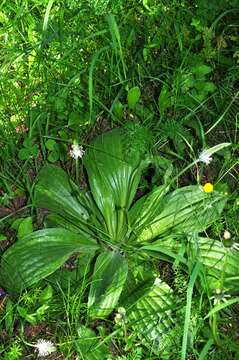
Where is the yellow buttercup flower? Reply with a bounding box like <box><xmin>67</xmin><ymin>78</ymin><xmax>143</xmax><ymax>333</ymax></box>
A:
<box><xmin>203</xmin><ymin>183</ymin><xmax>214</xmax><ymax>193</ymax></box>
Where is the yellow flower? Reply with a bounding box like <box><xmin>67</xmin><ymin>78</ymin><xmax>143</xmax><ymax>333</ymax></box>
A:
<box><xmin>203</xmin><ymin>183</ymin><xmax>214</xmax><ymax>193</ymax></box>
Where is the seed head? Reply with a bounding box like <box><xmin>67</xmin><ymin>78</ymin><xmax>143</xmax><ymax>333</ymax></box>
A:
<box><xmin>223</xmin><ymin>230</ymin><xmax>231</xmax><ymax>240</ymax></box>
<box><xmin>69</xmin><ymin>143</ymin><xmax>85</xmax><ymax>160</ymax></box>
<box><xmin>35</xmin><ymin>339</ymin><xmax>56</xmax><ymax>357</ymax></box>
<box><xmin>198</xmin><ymin>150</ymin><xmax>213</xmax><ymax>165</ymax></box>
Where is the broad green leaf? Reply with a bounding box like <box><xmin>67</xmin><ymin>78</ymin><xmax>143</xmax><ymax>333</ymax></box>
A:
<box><xmin>193</xmin><ymin>237</ymin><xmax>239</xmax><ymax>292</ymax></box>
<box><xmin>34</xmin><ymin>165</ymin><xmax>89</xmax><ymax>224</ymax></box>
<box><xmin>23</xmin><ymin>138</ymin><xmax>32</xmax><ymax>148</ymax></box>
<box><xmin>113</xmin><ymin>101</ymin><xmax>124</xmax><ymax>119</ymax></box>
<box><xmin>127</xmin><ymin>86</ymin><xmax>141</xmax><ymax>109</ymax></box>
<box><xmin>158</xmin><ymin>84</ymin><xmax>171</xmax><ymax>115</ymax></box>
<box><xmin>11</xmin><ymin>218</ymin><xmax>24</xmax><ymax>231</ymax></box>
<box><xmin>88</xmin><ymin>251</ymin><xmax>128</xmax><ymax>318</ymax></box>
<box><xmin>46</xmin><ymin>252</ymin><xmax>95</xmax><ymax>290</ymax></box>
<box><xmin>45</xmin><ymin>213</ymin><xmax>83</xmax><ymax>233</ymax></box>
<box><xmin>128</xmin><ymin>278</ymin><xmax>175</xmax><ymax>356</ymax></box>
<box><xmin>17</xmin><ymin>306</ymin><xmax>36</xmax><ymax>325</ymax></box>
<box><xmin>83</xmin><ymin>128</ymin><xmax>142</xmax><ymax>241</ymax></box>
<box><xmin>45</xmin><ymin>139</ymin><xmax>56</xmax><ymax>151</ymax></box>
<box><xmin>0</xmin><ymin>228</ymin><xmax>98</xmax><ymax>293</ymax></box>
<box><xmin>18</xmin><ymin>148</ymin><xmax>29</xmax><ymax>160</ymax></box>
<box><xmin>140</xmin><ymin>236</ymin><xmax>187</xmax><ymax>265</ymax></box>
<box><xmin>39</xmin><ymin>284</ymin><xmax>53</xmax><ymax>303</ymax></box>
<box><xmin>75</xmin><ymin>325</ymin><xmax>108</xmax><ymax>359</ymax></box>
<box><xmin>129</xmin><ymin>185</ymin><xmax>168</xmax><ymax>233</ymax></box>
<box><xmin>137</xmin><ymin>186</ymin><xmax>226</xmax><ymax>242</ymax></box>
<box><xmin>195</xmin><ymin>81</ymin><xmax>216</xmax><ymax>93</ymax></box>
<box><xmin>192</xmin><ymin>64</ymin><xmax>212</xmax><ymax>76</ymax></box>
<box><xmin>17</xmin><ymin>217</ymin><xmax>33</xmax><ymax>239</ymax></box>
<box><xmin>120</xmin><ymin>274</ymin><xmax>155</xmax><ymax>308</ymax></box>
<box><xmin>141</xmin><ymin>236</ymin><xmax>239</xmax><ymax>292</ymax></box>
<box><xmin>35</xmin><ymin>304</ymin><xmax>50</xmax><ymax>320</ymax></box>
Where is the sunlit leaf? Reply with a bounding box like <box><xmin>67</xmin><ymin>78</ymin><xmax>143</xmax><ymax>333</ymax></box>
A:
<box><xmin>128</xmin><ymin>278</ymin><xmax>176</xmax><ymax>356</ymax></box>
<box><xmin>194</xmin><ymin>237</ymin><xmax>239</xmax><ymax>292</ymax></box>
<box><xmin>35</xmin><ymin>165</ymin><xmax>89</xmax><ymax>219</ymax></box>
<box><xmin>137</xmin><ymin>186</ymin><xmax>226</xmax><ymax>242</ymax></box>
<box><xmin>127</xmin><ymin>86</ymin><xmax>141</xmax><ymax>109</ymax></box>
<box><xmin>18</xmin><ymin>217</ymin><xmax>33</xmax><ymax>239</ymax></box>
<box><xmin>88</xmin><ymin>251</ymin><xmax>128</xmax><ymax>318</ymax></box>
<box><xmin>83</xmin><ymin>128</ymin><xmax>142</xmax><ymax>242</ymax></box>
<box><xmin>0</xmin><ymin>228</ymin><xmax>98</xmax><ymax>293</ymax></box>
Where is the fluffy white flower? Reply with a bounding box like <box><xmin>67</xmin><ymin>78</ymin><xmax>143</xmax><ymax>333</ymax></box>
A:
<box><xmin>69</xmin><ymin>144</ymin><xmax>85</xmax><ymax>160</ymax></box>
<box><xmin>198</xmin><ymin>143</ymin><xmax>231</xmax><ymax>165</ymax></box>
<box><xmin>223</xmin><ymin>230</ymin><xmax>231</xmax><ymax>240</ymax></box>
<box><xmin>35</xmin><ymin>339</ymin><xmax>56</xmax><ymax>357</ymax></box>
<box><xmin>198</xmin><ymin>150</ymin><xmax>213</xmax><ymax>165</ymax></box>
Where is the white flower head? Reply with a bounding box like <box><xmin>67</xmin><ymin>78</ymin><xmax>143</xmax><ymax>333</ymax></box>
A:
<box><xmin>69</xmin><ymin>143</ymin><xmax>85</xmax><ymax>160</ymax></box>
<box><xmin>223</xmin><ymin>230</ymin><xmax>231</xmax><ymax>240</ymax></box>
<box><xmin>198</xmin><ymin>150</ymin><xmax>213</xmax><ymax>165</ymax></box>
<box><xmin>35</xmin><ymin>339</ymin><xmax>56</xmax><ymax>357</ymax></box>
<box><xmin>198</xmin><ymin>143</ymin><xmax>231</xmax><ymax>165</ymax></box>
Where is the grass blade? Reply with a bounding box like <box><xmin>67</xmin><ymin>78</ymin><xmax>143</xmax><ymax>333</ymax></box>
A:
<box><xmin>181</xmin><ymin>262</ymin><xmax>201</xmax><ymax>360</ymax></box>
<box><xmin>43</xmin><ymin>0</ymin><xmax>54</xmax><ymax>32</ymax></box>
<box><xmin>198</xmin><ymin>338</ymin><xmax>214</xmax><ymax>360</ymax></box>
<box><xmin>204</xmin><ymin>297</ymin><xmax>239</xmax><ymax>319</ymax></box>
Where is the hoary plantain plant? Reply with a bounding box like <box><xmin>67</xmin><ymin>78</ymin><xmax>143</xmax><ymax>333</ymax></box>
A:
<box><xmin>0</xmin><ymin>125</ymin><xmax>238</xmax><ymax>356</ymax></box>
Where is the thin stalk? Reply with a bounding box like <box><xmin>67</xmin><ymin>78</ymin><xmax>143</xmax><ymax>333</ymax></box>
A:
<box><xmin>181</xmin><ymin>262</ymin><xmax>201</xmax><ymax>360</ymax></box>
<box><xmin>75</xmin><ymin>158</ymin><xmax>79</xmax><ymax>186</ymax></box>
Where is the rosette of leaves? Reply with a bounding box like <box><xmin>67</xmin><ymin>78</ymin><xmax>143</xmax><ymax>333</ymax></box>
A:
<box><xmin>0</xmin><ymin>124</ymin><xmax>237</xmax><ymax>355</ymax></box>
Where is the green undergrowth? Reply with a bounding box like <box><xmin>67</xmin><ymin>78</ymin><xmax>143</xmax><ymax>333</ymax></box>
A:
<box><xmin>0</xmin><ymin>0</ymin><xmax>239</xmax><ymax>359</ymax></box>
